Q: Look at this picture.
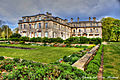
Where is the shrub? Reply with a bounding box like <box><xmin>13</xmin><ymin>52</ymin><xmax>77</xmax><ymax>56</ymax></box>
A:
<box><xmin>13</xmin><ymin>58</ymin><xmax>20</xmax><ymax>63</ymax></box>
<box><xmin>10</xmin><ymin>33</ymin><xmax>21</xmax><ymax>38</ymax></box>
<box><xmin>5</xmin><ymin>64</ymin><xmax>14</xmax><ymax>71</ymax></box>
<box><xmin>20</xmin><ymin>37</ymin><xmax>29</xmax><ymax>42</ymax></box>
<box><xmin>19</xmin><ymin>41</ymin><xmax>25</xmax><ymax>44</ymax></box>
<box><xmin>0</xmin><ymin>56</ymin><xmax>4</xmax><ymax>60</ymax></box>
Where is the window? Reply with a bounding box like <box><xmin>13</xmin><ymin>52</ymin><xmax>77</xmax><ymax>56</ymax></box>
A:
<box><xmin>73</xmin><ymin>29</ymin><xmax>75</xmax><ymax>33</ymax></box>
<box><xmin>97</xmin><ymin>23</ymin><xmax>98</xmax><ymax>26</ymax></box>
<box><xmin>95</xmin><ymin>34</ymin><xmax>99</xmax><ymax>36</ymax></box>
<box><xmin>20</xmin><ymin>24</ymin><xmax>22</xmax><ymax>29</ymax></box>
<box><xmin>34</xmin><ymin>23</ymin><xmax>37</xmax><ymax>29</ymax></box>
<box><xmin>29</xmin><ymin>18</ymin><xmax>31</xmax><ymax>22</ymax></box>
<box><xmin>39</xmin><ymin>23</ymin><xmax>41</xmax><ymax>28</ymax></box>
<box><xmin>35</xmin><ymin>32</ymin><xmax>37</xmax><ymax>37</ymax></box>
<box><xmin>24</xmin><ymin>24</ymin><xmax>25</xmax><ymax>29</ymax></box>
<box><xmin>35</xmin><ymin>17</ymin><xmax>37</xmax><ymax>21</ymax></box>
<box><xmin>29</xmin><ymin>24</ymin><xmax>31</xmax><ymax>29</ymax></box>
<box><xmin>45</xmin><ymin>32</ymin><xmax>48</xmax><ymax>37</ymax></box>
<box><xmin>79</xmin><ymin>29</ymin><xmax>81</xmax><ymax>32</ymax></box>
<box><xmin>45</xmin><ymin>23</ymin><xmax>48</xmax><ymax>29</ymax></box>
<box><xmin>24</xmin><ymin>18</ymin><xmax>26</xmax><ymax>22</ymax></box>
<box><xmin>38</xmin><ymin>32</ymin><xmax>41</xmax><ymax>37</ymax></box>
<box><xmin>29</xmin><ymin>32</ymin><xmax>32</xmax><ymax>38</ymax></box>
<box><xmin>61</xmin><ymin>32</ymin><xmax>63</xmax><ymax>37</ymax></box>
<box><xmin>89</xmin><ymin>34</ymin><xmax>93</xmax><ymax>36</ymax></box>
<box><xmin>53</xmin><ymin>32</ymin><xmax>55</xmax><ymax>38</ymax></box>
<box><xmin>79</xmin><ymin>24</ymin><xmax>81</xmax><ymax>27</ymax></box>
<box><xmin>85</xmin><ymin>23</ymin><xmax>86</xmax><ymax>27</ymax></box>
<box><xmin>90</xmin><ymin>29</ymin><xmax>92</xmax><ymax>32</ymax></box>
<box><xmin>96</xmin><ymin>29</ymin><xmax>98</xmax><ymax>32</ymax></box>
<box><xmin>90</xmin><ymin>23</ymin><xmax>92</xmax><ymax>26</ymax></box>
<box><xmin>39</xmin><ymin>16</ymin><xmax>41</xmax><ymax>20</ymax></box>
<box><xmin>74</xmin><ymin>24</ymin><xmax>75</xmax><ymax>27</ymax></box>
<box><xmin>84</xmin><ymin>29</ymin><xmax>86</xmax><ymax>32</ymax></box>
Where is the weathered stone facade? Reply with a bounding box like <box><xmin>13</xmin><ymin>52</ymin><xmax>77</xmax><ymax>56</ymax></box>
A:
<box><xmin>18</xmin><ymin>12</ymin><xmax>102</xmax><ymax>40</ymax></box>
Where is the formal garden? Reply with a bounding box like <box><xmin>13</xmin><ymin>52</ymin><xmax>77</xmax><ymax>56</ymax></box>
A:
<box><xmin>0</xmin><ymin>18</ymin><xmax>120</xmax><ymax>79</ymax></box>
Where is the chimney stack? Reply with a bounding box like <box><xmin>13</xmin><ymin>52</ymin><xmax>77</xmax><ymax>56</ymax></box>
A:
<box><xmin>77</xmin><ymin>17</ymin><xmax>79</xmax><ymax>22</ymax></box>
<box><xmin>89</xmin><ymin>17</ymin><xmax>91</xmax><ymax>21</ymax></box>
<box><xmin>46</xmin><ymin>12</ymin><xmax>52</xmax><ymax>16</ymax></box>
<box><xmin>71</xmin><ymin>18</ymin><xmax>73</xmax><ymax>22</ymax></box>
<box><xmin>93</xmin><ymin>17</ymin><xmax>96</xmax><ymax>21</ymax></box>
<box><xmin>65</xmin><ymin>19</ymin><xmax>68</xmax><ymax>23</ymax></box>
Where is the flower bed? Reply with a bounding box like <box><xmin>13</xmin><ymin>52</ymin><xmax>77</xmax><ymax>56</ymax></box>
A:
<box><xmin>0</xmin><ymin>57</ymin><xmax>88</xmax><ymax>80</ymax></box>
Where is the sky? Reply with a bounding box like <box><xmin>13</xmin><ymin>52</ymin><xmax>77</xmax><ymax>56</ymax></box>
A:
<box><xmin>0</xmin><ymin>0</ymin><xmax>120</xmax><ymax>30</ymax></box>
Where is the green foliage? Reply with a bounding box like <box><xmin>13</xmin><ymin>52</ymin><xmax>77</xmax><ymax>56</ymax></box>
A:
<box><xmin>0</xmin><ymin>56</ymin><xmax>4</xmax><ymax>60</ymax></box>
<box><xmin>20</xmin><ymin>37</ymin><xmax>29</xmax><ymax>41</ymax></box>
<box><xmin>0</xmin><ymin>59</ymin><xmax>88</xmax><ymax>79</ymax></box>
<box><xmin>13</xmin><ymin>58</ymin><xmax>20</xmax><ymax>63</ymax></box>
<box><xmin>86</xmin><ymin>44</ymin><xmax>103</xmax><ymax>76</ymax></box>
<box><xmin>112</xmin><ymin>20</ymin><xmax>120</xmax><ymax>41</ymax></box>
<box><xmin>10</xmin><ymin>33</ymin><xmax>21</xmax><ymax>38</ymax></box>
<box><xmin>65</xmin><ymin>37</ymin><xmax>101</xmax><ymax>45</ymax></box>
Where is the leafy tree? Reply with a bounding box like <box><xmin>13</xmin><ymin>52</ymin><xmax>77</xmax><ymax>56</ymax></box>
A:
<box><xmin>1</xmin><ymin>25</ymin><xmax>12</xmax><ymax>38</ymax></box>
<box><xmin>101</xmin><ymin>17</ymin><xmax>116</xmax><ymax>41</ymax></box>
<box><xmin>13</xmin><ymin>27</ymin><xmax>19</xmax><ymax>34</ymax></box>
<box><xmin>1</xmin><ymin>31</ymin><xmax>5</xmax><ymax>38</ymax></box>
<box><xmin>112</xmin><ymin>20</ymin><xmax>120</xmax><ymax>41</ymax></box>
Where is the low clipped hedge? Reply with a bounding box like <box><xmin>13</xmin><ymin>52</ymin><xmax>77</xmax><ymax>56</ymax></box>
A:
<box><xmin>85</xmin><ymin>44</ymin><xmax>103</xmax><ymax>76</ymax></box>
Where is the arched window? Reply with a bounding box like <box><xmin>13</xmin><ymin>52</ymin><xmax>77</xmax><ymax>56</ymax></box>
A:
<box><xmin>73</xmin><ymin>29</ymin><xmax>75</xmax><ymax>33</ymax></box>
<box><xmin>45</xmin><ymin>32</ymin><xmax>48</xmax><ymax>37</ymax></box>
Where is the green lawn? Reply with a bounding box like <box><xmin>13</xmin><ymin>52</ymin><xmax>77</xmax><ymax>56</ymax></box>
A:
<box><xmin>103</xmin><ymin>42</ymin><xmax>120</xmax><ymax>80</ymax></box>
<box><xmin>0</xmin><ymin>44</ymin><xmax>82</xmax><ymax>63</ymax></box>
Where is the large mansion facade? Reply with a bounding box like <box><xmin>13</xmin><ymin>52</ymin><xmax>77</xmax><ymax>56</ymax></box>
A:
<box><xmin>18</xmin><ymin>12</ymin><xmax>102</xmax><ymax>40</ymax></box>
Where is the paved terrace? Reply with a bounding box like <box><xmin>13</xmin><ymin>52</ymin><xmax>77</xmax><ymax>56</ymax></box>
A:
<box><xmin>72</xmin><ymin>44</ymin><xmax>100</xmax><ymax>71</ymax></box>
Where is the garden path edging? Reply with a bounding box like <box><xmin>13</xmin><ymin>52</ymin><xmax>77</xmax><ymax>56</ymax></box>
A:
<box><xmin>72</xmin><ymin>44</ymin><xmax>100</xmax><ymax>71</ymax></box>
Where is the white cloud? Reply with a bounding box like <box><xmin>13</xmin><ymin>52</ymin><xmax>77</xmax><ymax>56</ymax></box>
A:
<box><xmin>0</xmin><ymin>0</ymin><xmax>119</xmax><ymax>29</ymax></box>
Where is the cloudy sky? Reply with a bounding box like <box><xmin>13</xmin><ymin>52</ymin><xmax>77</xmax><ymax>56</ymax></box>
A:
<box><xmin>0</xmin><ymin>0</ymin><xmax>120</xmax><ymax>30</ymax></box>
